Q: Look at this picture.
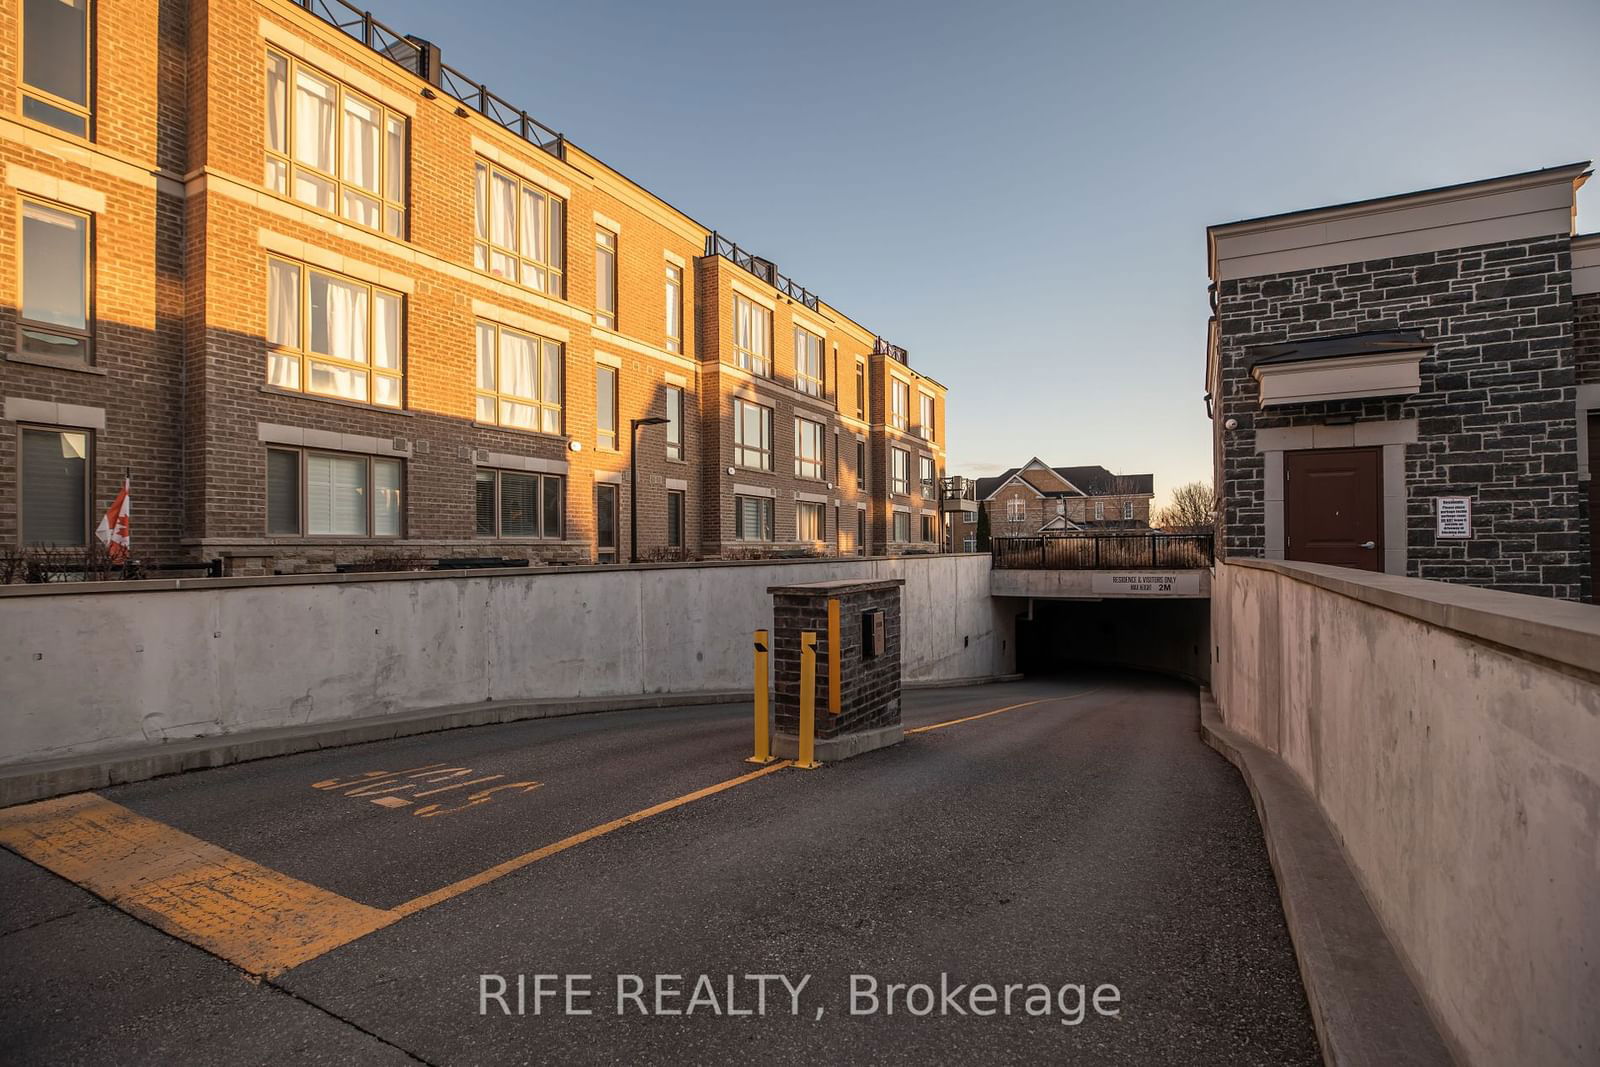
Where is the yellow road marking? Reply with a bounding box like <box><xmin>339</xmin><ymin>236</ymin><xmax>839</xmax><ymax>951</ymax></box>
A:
<box><xmin>391</xmin><ymin>759</ymin><xmax>793</xmax><ymax>917</ymax></box>
<box><xmin>0</xmin><ymin>793</ymin><xmax>397</xmax><ymax>977</ymax></box>
<box><xmin>906</xmin><ymin>689</ymin><xmax>1100</xmax><ymax>735</ymax></box>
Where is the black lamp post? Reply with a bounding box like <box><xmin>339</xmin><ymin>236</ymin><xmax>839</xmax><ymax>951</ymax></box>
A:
<box><xmin>629</xmin><ymin>416</ymin><xmax>670</xmax><ymax>563</ymax></box>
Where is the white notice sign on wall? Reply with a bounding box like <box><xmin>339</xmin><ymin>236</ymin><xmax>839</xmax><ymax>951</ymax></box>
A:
<box><xmin>1436</xmin><ymin>497</ymin><xmax>1472</xmax><ymax>540</ymax></box>
<box><xmin>1090</xmin><ymin>572</ymin><xmax>1202</xmax><ymax>596</ymax></box>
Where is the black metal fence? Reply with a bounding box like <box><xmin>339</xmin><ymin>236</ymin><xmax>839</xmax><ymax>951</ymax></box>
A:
<box><xmin>704</xmin><ymin>233</ymin><xmax>820</xmax><ymax>310</ymax></box>
<box><xmin>991</xmin><ymin>534</ymin><xmax>1214</xmax><ymax>570</ymax></box>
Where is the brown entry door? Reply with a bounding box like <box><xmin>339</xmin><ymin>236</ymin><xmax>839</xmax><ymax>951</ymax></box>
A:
<box><xmin>1285</xmin><ymin>447</ymin><xmax>1382</xmax><ymax>571</ymax></box>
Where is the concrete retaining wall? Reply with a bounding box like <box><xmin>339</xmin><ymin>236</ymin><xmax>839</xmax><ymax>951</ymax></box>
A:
<box><xmin>0</xmin><ymin>554</ymin><xmax>1012</xmax><ymax>769</ymax></box>
<box><xmin>1211</xmin><ymin>559</ymin><xmax>1600</xmax><ymax>1067</ymax></box>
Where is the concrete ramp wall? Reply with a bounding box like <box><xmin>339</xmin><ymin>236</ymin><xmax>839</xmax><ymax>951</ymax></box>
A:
<box><xmin>1211</xmin><ymin>559</ymin><xmax>1600</xmax><ymax>1067</ymax></box>
<box><xmin>0</xmin><ymin>554</ymin><xmax>1011</xmax><ymax>771</ymax></box>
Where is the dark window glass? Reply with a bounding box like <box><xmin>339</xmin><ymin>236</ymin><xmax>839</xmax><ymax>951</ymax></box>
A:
<box><xmin>22</xmin><ymin>0</ymin><xmax>89</xmax><ymax>136</ymax></box>
<box><xmin>857</xmin><ymin>510</ymin><xmax>867</xmax><ymax>555</ymax></box>
<box><xmin>267</xmin><ymin>448</ymin><xmax>300</xmax><ymax>534</ymax></box>
<box><xmin>667</xmin><ymin>490</ymin><xmax>684</xmax><ymax>548</ymax></box>
<box><xmin>474</xmin><ymin>470</ymin><xmax>496</xmax><ymax>536</ymax></box>
<box><xmin>596</xmin><ymin>485</ymin><xmax>617</xmax><ymax>551</ymax></box>
<box><xmin>665</xmin><ymin>386</ymin><xmax>682</xmax><ymax>460</ymax></box>
<box><xmin>500</xmin><ymin>472</ymin><xmax>538</xmax><ymax>536</ymax></box>
<box><xmin>542</xmin><ymin>475</ymin><xmax>563</xmax><ymax>539</ymax></box>
<box><xmin>20</xmin><ymin>200</ymin><xmax>90</xmax><ymax>362</ymax></box>
<box><xmin>21</xmin><ymin>427</ymin><xmax>88</xmax><ymax>545</ymax></box>
<box><xmin>596</xmin><ymin>366</ymin><xmax>617</xmax><ymax>450</ymax></box>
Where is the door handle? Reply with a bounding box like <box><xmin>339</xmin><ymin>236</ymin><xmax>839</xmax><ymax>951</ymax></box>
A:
<box><xmin>1360</xmin><ymin>541</ymin><xmax>1376</xmax><ymax>550</ymax></box>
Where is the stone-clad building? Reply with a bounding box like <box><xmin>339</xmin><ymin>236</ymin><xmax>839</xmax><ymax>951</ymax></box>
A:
<box><xmin>1206</xmin><ymin>162</ymin><xmax>1596</xmax><ymax>602</ymax></box>
<box><xmin>0</xmin><ymin>0</ymin><xmax>949</xmax><ymax>574</ymax></box>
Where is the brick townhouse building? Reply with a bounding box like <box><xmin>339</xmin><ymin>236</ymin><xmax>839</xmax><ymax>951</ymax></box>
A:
<box><xmin>0</xmin><ymin>0</ymin><xmax>950</xmax><ymax>574</ymax></box>
<box><xmin>1206</xmin><ymin>162</ymin><xmax>1598</xmax><ymax>602</ymax></box>
<box><xmin>956</xmin><ymin>458</ymin><xmax>1155</xmax><ymax>548</ymax></box>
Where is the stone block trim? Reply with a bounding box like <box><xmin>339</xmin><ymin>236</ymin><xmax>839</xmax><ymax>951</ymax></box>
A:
<box><xmin>1215</xmin><ymin>234</ymin><xmax>1585</xmax><ymax>600</ymax></box>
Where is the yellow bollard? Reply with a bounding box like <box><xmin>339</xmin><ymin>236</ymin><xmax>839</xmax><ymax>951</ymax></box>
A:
<box><xmin>827</xmin><ymin>598</ymin><xmax>841</xmax><ymax>716</ymax></box>
<box><xmin>746</xmin><ymin>629</ymin><xmax>775</xmax><ymax>764</ymax></box>
<box><xmin>794</xmin><ymin>631</ymin><xmax>822</xmax><ymax>770</ymax></box>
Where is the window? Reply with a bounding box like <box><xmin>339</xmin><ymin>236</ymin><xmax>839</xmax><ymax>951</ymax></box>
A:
<box><xmin>474</xmin><ymin>470</ymin><xmax>563</xmax><ymax>539</ymax></box>
<box><xmin>267</xmin><ymin>257</ymin><xmax>403</xmax><ymax>408</ymax></box>
<box><xmin>596</xmin><ymin>484</ymin><xmax>618</xmax><ymax>562</ymax></box>
<box><xmin>665</xmin><ymin>263</ymin><xmax>683</xmax><ymax>353</ymax></box>
<box><xmin>733</xmin><ymin>295</ymin><xmax>771</xmax><ymax>377</ymax></box>
<box><xmin>265</xmin><ymin>51</ymin><xmax>406</xmax><ymax>237</ymax></box>
<box><xmin>665</xmin><ymin>385</ymin><xmax>683</xmax><ymax>461</ymax></box>
<box><xmin>475</xmin><ymin>322</ymin><xmax>562</xmax><ymax>433</ymax></box>
<box><xmin>21</xmin><ymin>0</ymin><xmax>91</xmax><ymax>136</ymax></box>
<box><xmin>19</xmin><ymin>199</ymin><xmax>90</xmax><ymax>363</ymax></box>
<box><xmin>594</xmin><ymin>227</ymin><xmax>617</xmax><ymax>329</ymax></box>
<box><xmin>855</xmin><ymin>359</ymin><xmax>865</xmax><ymax>420</ymax></box>
<box><xmin>857</xmin><ymin>510</ymin><xmax>866</xmax><ymax>556</ymax></box>
<box><xmin>890</xmin><ymin>447</ymin><xmax>909</xmax><ymax>495</ymax></box>
<box><xmin>919</xmin><ymin>392</ymin><xmax>936</xmax><ymax>441</ymax></box>
<box><xmin>964</xmin><ymin>536</ymin><xmax>976</xmax><ymax>553</ymax></box>
<box><xmin>794</xmin><ymin>417</ymin><xmax>825</xmax><ymax>480</ymax></box>
<box><xmin>733</xmin><ymin>398</ymin><xmax>772</xmax><ymax>470</ymax></box>
<box><xmin>1094</xmin><ymin>500</ymin><xmax>1105</xmax><ymax>521</ymax></box>
<box><xmin>856</xmin><ymin>440</ymin><xmax>867</xmax><ymax>490</ymax></box>
<box><xmin>891</xmin><ymin>379</ymin><xmax>910</xmax><ymax>430</ymax></box>
<box><xmin>920</xmin><ymin>514</ymin><xmax>937</xmax><ymax>543</ymax></box>
<box><xmin>1007</xmin><ymin>499</ymin><xmax>1025</xmax><ymax>521</ymax></box>
<box><xmin>893</xmin><ymin>511</ymin><xmax>910</xmax><ymax>543</ymax></box>
<box><xmin>918</xmin><ymin>455</ymin><xmax>935</xmax><ymax>496</ymax></box>
<box><xmin>797</xmin><ymin>501</ymin><xmax>824</xmax><ymax>542</ymax></box>
<box><xmin>266</xmin><ymin>448</ymin><xmax>402</xmax><ymax>537</ymax></box>
<box><xmin>667</xmin><ymin>490</ymin><xmax>685</xmax><ymax>548</ymax></box>
<box><xmin>1123</xmin><ymin>501</ymin><xmax>1135</xmax><ymax>520</ymax></box>
<box><xmin>20</xmin><ymin>426</ymin><xmax>89</xmax><ymax>545</ymax></box>
<box><xmin>794</xmin><ymin>327</ymin><xmax>823</xmax><ymax>397</ymax></box>
<box><xmin>473</xmin><ymin>161</ymin><xmax>564</xmax><ymax>297</ymax></box>
<box><xmin>596</xmin><ymin>365</ymin><xmax>618</xmax><ymax>450</ymax></box>
<box><xmin>735</xmin><ymin>495</ymin><xmax>774</xmax><ymax>541</ymax></box>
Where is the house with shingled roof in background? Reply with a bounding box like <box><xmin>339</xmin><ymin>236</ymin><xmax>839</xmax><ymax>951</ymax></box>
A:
<box><xmin>956</xmin><ymin>458</ymin><xmax>1154</xmax><ymax>547</ymax></box>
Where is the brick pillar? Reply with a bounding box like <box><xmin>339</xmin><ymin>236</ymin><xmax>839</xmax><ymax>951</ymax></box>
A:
<box><xmin>768</xmin><ymin>578</ymin><xmax>904</xmax><ymax>761</ymax></box>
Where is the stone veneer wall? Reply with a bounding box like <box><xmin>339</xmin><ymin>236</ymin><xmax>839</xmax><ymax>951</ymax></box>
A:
<box><xmin>1216</xmin><ymin>234</ymin><xmax>1585</xmax><ymax>600</ymax></box>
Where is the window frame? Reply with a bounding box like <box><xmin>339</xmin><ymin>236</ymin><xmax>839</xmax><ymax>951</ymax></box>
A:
<box><xmin>890</xmin><ymin>447</ymin><xmax>910</xmax><ymax>496</ymax></box>
<box><xmin>666</xmin><ymin>488</ymin><xmax>685</xmax><ymax>548</ymax></box>
<box><xmin>664</xmin><ymin>385</ymin><xmax>683</xmax><ymax>461</ymax></box>
<box><xmin>595</xmin><ymin>364</ymin><xmax>619</xmax><ymax>451</ymax></box>
<box><xmin>794</xmin><ymin>416</ymin><xmax>825</xmax><ymax>480</ymax></box>
<box><xmin>1007</xmin><ymin>499</ymin><xmax>1025</xmax><ymax>521</ymax></box>
<box><xmin>17</xmin><ymin>197</ymin><xmax>93</xmax><ymax>365</ymax></box>
<box><xmin>265</xmin><ymin>49</ymin><xmax>408</xmax><ymax>239</ymax></box>
<box><xmin>733</xmin><ymin>294</ymin><xmax>772</xmax><ymax>377</ymax></box>
<box><xmin>856</xmin><ymin>440</ymin><xmax>867</xmax><ymax>491</ymax></box>
<box><xmin>472</xmin><ymin>159</ymin><xmax>565</xmax><ymax>298</ymax></box>
<box><xmin>854</xmin><ymin>359</ymin><xmax>866</xmax><ymax>420</ymax></box>
<box><xmin>473</xmin><ymin>468</ymin><xmax>565</xmax><ymax>540</ymax></box>
<box><xmin>1123</xmin><ymin>501</ymin><xmax>1135</xmax><ymax>520</ymax></box>
<box><xmin>594</xmin><ymin>226</ymin><xmax>618</xmax><ymax>330</ymax></box>
<box><xmin>796</xmin><ymin>500</ymin><xmax>824</xmax><ymax>543</ymax></box>
<box><xmin>17</xmin><ymin>423</ymin><xmax>92</xmax><ymax>547</ymax></box>
<box><xmin>733</xmin><ymin>397</ymin><xmax>773</xmax><ymax>471</ymax></box>
<box><xmin>920</xmin><ymin>514</ymin><xmax>936</xmax><ymax>543</ymax></box>
<box><xmin>664</xmin><ymin>262</ymin><xmax>683</xmax><ymax>353</ymax></box>
<box><xmin>266</xmin><ymin>255</ymin><xmax>405</xmax><ymax>409</ymax></box>
<box><xmin>265</xmin><ymin>446</ymin><xmax>403</xmax><ymax>539</ymax></box>
<box><xmin>918</xmin><ymin>455</ymin><xmax>935</xmax><ymax>496</ymax></box>
<box><xmin>793</xmin><ymin>326</ymin><xmax>824</xmax><ymax>397</ymax></box>
<box><xmin>891</xmin><ymin>379</ymin><xmax>910</xmax><ymax>431</ymax></box>
<box><xmin>1095</xmin><ymin>500</ymin><xmax>1105</xmax><ymax>521</ymax></box>
<box><xmin>734</xmin><ymin>494</ymin><xmax>774</xmax><ymax>542</ymax></box>
<box><xmin>919</xmin><ymin>391</ymin><xmax>936</xmax><ymax>441</ymax></box>
<box><xmin>19</xmin><ymin>0</ymin><xmax>93</xmax><ymax>138</ymax></box>
<box><xmin>892</xmin><ymin>510</ymin><xmax>911</xmax><ymax>544</ymax></box>
<box><xmin>474</xmin><ymin>320</ymin><xmax>564</xmax><ymax>435</ymax></box>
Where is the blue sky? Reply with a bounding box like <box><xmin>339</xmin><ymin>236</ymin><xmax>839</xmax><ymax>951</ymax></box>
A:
<box><xmin>374</xmin><ymin>0</ymin><xmax>1600</xmax><ymax>505</ymax></box>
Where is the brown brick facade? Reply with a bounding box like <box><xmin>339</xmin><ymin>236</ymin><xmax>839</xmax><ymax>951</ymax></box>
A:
<box><xmin>1</xmin><ymin>0</ymin><xmax>951</xmax><ymax>572</ymax></box>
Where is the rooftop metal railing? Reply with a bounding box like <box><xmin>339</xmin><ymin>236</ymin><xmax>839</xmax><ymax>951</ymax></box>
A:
<box><xmin>991</xmin><ymin>533</ymin><xmax>1214</xmax><ymax>570</ymax></box>
<box><xmin>293</xmin><ymin>0</ymin><xmax>564</xmax><ymax>157</ymax></box>
<box><xmin>705</xmin><ymin>232</ymin><xmax>820</xmax><ymax>310</ymax></box>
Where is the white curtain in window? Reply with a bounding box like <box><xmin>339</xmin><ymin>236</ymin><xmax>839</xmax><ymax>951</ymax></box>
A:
<box><xmin>475</xmin><ymin>323</ymin><xmax>496</xmax><ymax>391</ymax></box>
<box><xmin>293</xmin><ymin>69</ymin><xmax>335</xmax><ymax>172</ymax></box>
<box><xmin>500</xmin><ymin>330</ymin><xmax>536</xmax><ymax>399</ymax></box>
<box><xmin>373</xmin><ymin>460</ymin><xmax>402</xmax><ymax>536</ymax></box>
<box><xmin>307</xmin><ymin>453</ymin><xmax>367</xmax><ymax>536</ymax></box>
<box><xmin>372</xmin><ymin>291</ymin><xmax>399</xmax><ymax>370</ymax></box>
<box><xmin>473</xmin><ymin>164</ymin><xmax>490</xmax><ymax>243</ymax></box>
<box><xmin>265</xmin><ymin>54</ymin><xmax>288</xmax><ymax>154</ymax></box>
<box><xmin>384</xmin><ymin>116</ymin><xmax>405</xmax><ymax>203</ymax></box>
<box><xmin>521</xmin><ymin>187</ymin><xmax>546</xmax><ymax>263</ymax></box>
<box><xmin>267</xmin><ymin>259</ymin><xmax>299</xmax><ymax>348</ymax></box>
<box><xmin>491</xmin><ymin>172</ymin><xmax>517</xmax><ymax>250</ymax></box>
<box><xmin>311</xmin><ymin>272</ymin><xmax>368</xmax><ymax>364</ymax></box>
<box><xmin>343</xmin><ymin>95</ymin><xmax>380</xmax><ymax>192</ymax></box>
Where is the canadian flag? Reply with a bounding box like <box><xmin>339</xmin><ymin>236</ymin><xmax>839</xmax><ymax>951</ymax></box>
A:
<box><xmin>96</xmin><ymin>477</ymin><xmax>131</xmax><ymax>563</ymax></box>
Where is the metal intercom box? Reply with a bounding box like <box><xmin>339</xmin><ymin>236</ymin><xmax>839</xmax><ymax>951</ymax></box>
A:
<box><xmin>863</xmin><ymin>610</ymin><xmax>885</xmax><ymax>658</ymax></box>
